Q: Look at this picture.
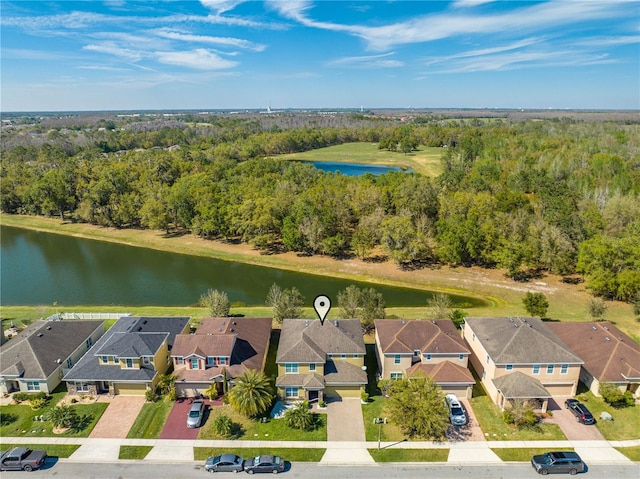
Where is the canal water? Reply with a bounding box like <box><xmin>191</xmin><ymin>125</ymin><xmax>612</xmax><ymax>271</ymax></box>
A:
<box><xmin>308</xmin><ymin>161</ymin><xmax>410</xmax><ymax>175</ymax></box>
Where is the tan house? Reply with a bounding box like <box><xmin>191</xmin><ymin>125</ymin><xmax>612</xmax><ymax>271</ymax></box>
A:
<box><xmin>375</xmin><ymin>319</ymin><xmax>475</xmax><ymax>398</ymax></box>
<box><xmin>171</xmin><ymin>317</ymin><xmax>272</xmax><ymax>397</ymax></box>
<box><xmin>462</xmin><ymin>317</ymin><xmax>583</xmax><ymax>412</ymax></box>
<box><xmin>276</xmin><ymin>319</ymin><xmax>366</xmax><ymax>402</ymax></box>
<box><xmin>63</xmin><ymin>316</ymin><xmax>189</xmax><ymax>396</ymax></box>
<box><xmin>1</xmin><ymin>320</ymin><xmax>105</xmax><ymax>395</ymax></box>
<box><xmin>546</xmin><ymin>321</ymin><xmax>640</xmax><ymax>398</ymax></box>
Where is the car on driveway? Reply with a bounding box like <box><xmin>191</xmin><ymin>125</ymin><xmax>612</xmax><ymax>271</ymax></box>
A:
<box><xmin>445</xmin><ymin>394</ymin><xmax>467</xmax><ymax>426</ymax></box>
<box><xmin>564</xmin><ymin>398</ymin><xmax>595</xmax><ymax>425</ymax></box>
<box><xmin>205</xmin><ymin>454</ymin><xmax>244</xmax><ymax>473</ymax></box>
<box><xmin>187</xmin><ymin>400</ymin><xmax>206</xmax><ymax>428</ymax></box>
<box><xmin>243</xmin><ymin>455</ymin><xmax>285</xmax><ymax>474</ymax></box>
<box><xmin>531</xmin><ymin>451</ymin><xmax>585</xmax><ymax>475</ymax></box>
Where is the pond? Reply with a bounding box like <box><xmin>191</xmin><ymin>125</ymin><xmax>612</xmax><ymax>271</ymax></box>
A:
<box><xmin>0</xmin><ymin>225</ymin><xmax>486</xmax><ymax>308</ymax></box>
<box><xmin>307</xmin><ymin>161</ymin><xmax>410</xmax><ymax>176</ymax></box>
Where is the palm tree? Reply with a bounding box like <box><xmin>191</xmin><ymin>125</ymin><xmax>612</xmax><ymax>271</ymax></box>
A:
<box><xmin>156</xmin><ymin>373</ymin><xmax>177</xmax><ymax>396</ymax></box>
<box><xmin>45</xmin><ymin>405</ymin><xmax>78</xmax><ymax>429</ymax></box>
<box><xmin>227</xmin><ymin>370</ymin><xmax>274</xmax><ymax>417</ymax></box>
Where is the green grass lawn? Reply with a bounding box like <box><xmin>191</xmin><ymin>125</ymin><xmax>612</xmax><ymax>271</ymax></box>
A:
<box><xmin>362</xmin><ymin>396</ymin><xmax>405</xmax><ymax>442</ymax></box>
<box><xmin>126</xmin><ymin>397</ymin><xmax>174</xmax><ymax>439</ymax></box>
<box><xmin>0</xmin><ymin>444</ymin><xmax>80</xmax><ymax>458</ymax></box>
<box><xmin>198</xmin><ymin>405</ymin><xmax>327</xmax><ymax>441</ymax></box>
<box><xmin>469</xmin><ymin>396</ymin><xmax>566</xmax><ymax>441</ymax></box>
<box><xmin>194</xmin><ymin>447</ymin><xmax>325</xmax><ymax>462</ymax></box>
<box><xmin>368</xmin><ymin>448</ymin><xmax>449</xmax><ymax>462</ymax></box>
<box><xmin>574</xmin><ymin>391</ymin><xmax>640</xmax><ymax>441</ymax></box>
<box><xmin>614</xmin><ymin>446</ymin><xmax>640</xmax><ymax>462</ymax></box>
<box><xmin>119</xmin><ymin>446</ymin><xmax>153</xmax><ymax>460</ymax></box>
<box><xmin>491</xmin><ymin>448</ymin><xmax>574</xmax><ymax>462</ymax></box>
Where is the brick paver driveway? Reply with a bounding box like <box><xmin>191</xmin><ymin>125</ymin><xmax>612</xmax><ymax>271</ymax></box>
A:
<box><xmin>90</xmin><ymin>395</ymin><xmax>146</xmax><ymax>438</ymax></box>
<box><xmin>326</xmin><ymin>398</ymin><xmax>365</xmax><ymax>442</ymax></box>
<box><xmin>160</xmin><ymin>398</ymin><xmax>216</xmax><ymax>439</ymax></box>
<box><xmin>447</xmin><ymin>398</ymin><xmax>485</xmax><ymax>442</ymax></box>
<box><xmin>545</xmin><ymin>397</ymin><xmax>605</xmax><ymax>441</ymax></box>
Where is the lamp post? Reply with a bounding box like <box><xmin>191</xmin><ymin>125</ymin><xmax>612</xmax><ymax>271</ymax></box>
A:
<box><xmin>374</xmin><ymin>417</ymin><xmax>386</xmax><ymax>450</ymax></box>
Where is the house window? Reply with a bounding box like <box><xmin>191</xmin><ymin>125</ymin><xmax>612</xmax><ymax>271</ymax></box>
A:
<box><xmin>459</xmin><ymin>354</ymin><xmax>464</xmax><ymax>360</ymax></box>
<box><xmin>207</xmin><ymin>356</ymin><xmax>215</xmax><ymax>366</ymax></box>
<box><xmin>506</xmin><ymin>364</ymin><xmax>513</xmax><ymax>371</ymax></box>
<box><xmin>86</xmin><ymin>338</ymin><xmax>93</xmax><ymax>349</ymax></box>
<box><xmin>341</xmin><ymin>354</ymin><xmax>346</xmax><ymax>359</ymax></box>
<box><xmin>547</xmin><ymin>364</ymin><xmax>555</xmax><ymax>374</ymax></box>
<box><xmin>561</xmin><ymin>364</ymin><xmax>568</xmax><ymax>375</ymax></box>
<box><xmin>353</xmin><ymin>354</ymin><xmax>359</xmax><ymax>359</ymax></box>
<box><xmin>26</xmin><ymin>381</ymin><xmax>40</xmax><ymax>391</ymax></box>
<box><xmin>532</xmin><ymin>364</ymin><xmax>540</xmax><ymax>375</ymax></box>
<box><xmin>125</xmin><ymin>358</ymin><xmax>134</xmax><ymax>369</ymax></box>
<box><xmin>101</xmin><ymin>356</ymin><xmax>108</xmax><ymax>364</ymax></box>
<box><xmin>426</xmin><ymin>354</ymin><xmax>432</xmax><ymax>361</ymax></box>
<box><xmin>285</xmin><ymin>387</ymin><xmax>299</xmax><ymax>398</ymax></box>
<box><xmin>390</xmin><ymin>372</ymin><xmax>403</xmax><ymax>380</ymax></box>
<box><xmin>219</xmin><ymin>357</ymin><xmax>227</xmax><ymax>365</ymax></box>
<box><xmin>486</xmin><ymin>354</ymin><xmax>490</xmax><ymax>364</ymax></box>
<box><xmin>191</xmin><ymin>358</ymin><xmax>199</xmax><ymax>369</ymax></box>
<box><xmin>176</xmin><ymin>357</ymin><xmax>184</xmax><ymax>365</ymax></box>
<box><xmin>66</xmin><ymin>358</ymin><xmax>73</xmax><ymax>368</ymax></box>
<box><xmin>143</xmin><ymin>357</ymin><xmax>150</xmax><ymax>365</ymax></box>
<box><xmin>481</xmin><ymin>371</ymin><xmax>486</xmax><ymax>380</ymax></box>
<box><xmin>114</xmin><ymin>356</ymin><xmax>119</xmax><ymax>364</ymax></box>
<box><xmin>309</xmin><ymin>363</ymin><xmax>316</xmax><ymax>372</ymax></box>
<box><xmin>414</xmin><ymin>350</ymin><xmax>420</xmax><ymax>357</ymax></box>
<box><xmin>394</xmin><ymin>355</ymin><xmax>401</xmax><ymax>364</ymax></box>
<box><xmin>328</xmin><ymin>354</ymin><xmax>333</xmax><ymax>359</ymax></box>
<box><xmin>285</xmin><ymin>363</ymin><xmax>299</xmax><ymax>374</ymax></box>
<box><xmin>75</xmin><ymin>382</ymin><xmax>90</xmax><ymax>392</ymax></box>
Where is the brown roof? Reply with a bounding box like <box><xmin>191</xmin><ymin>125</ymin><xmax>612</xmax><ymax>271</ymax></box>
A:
<box><xmin>464</xmin><ymin>317</ymin><xmax>583</xmax><ymax>365</ymax></box>
<box><xmin>546</xmin><ymin>322</ymin><xmax>640</xmax><ymax>383</ymax></box>
<box><xmin>375</xmin><ymin>319</ymin><xmax>469</xmax><ymax>355</ymax></box>
<box><xmin>493</xmin><ymin>371</ymin><xmax>551</xmax><ymax>399</ymax></box>
<box><xmin>324</xmin><ymin>360</ymin><xmax>367</xmax><ymax>386</ymax></box>
<box><xmin>276</xmin><ymin>319</ymin><xmax>365</xmax><ymax>363</ymax></box>
<box><xmin>173</xmin><ymin>334</ymin><xmax>237</xmax><ymax>358</ymax></box>
<box><xmin>406</xmin><ymin>360</ymin><xmax>475</xmax><ymax>385</ymax></box>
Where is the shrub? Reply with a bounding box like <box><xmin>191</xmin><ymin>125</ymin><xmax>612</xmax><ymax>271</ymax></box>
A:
<box><xmin>30</xmin><ymin>397</ymin><xmax>46</xmax><ymax>410</ymax></box>
<box><xmin>205</xmin><ymin>383</ymin><xmax>219</xmax><ymax>401</ymax></box>
<box><xmin>600</xmin><ymin>382</ymin><xmax>635</xmax><ymax>407</ymax></box>
<box><xmin>145</xmin><ymin>388</ymin><xmax>157</xmax><ymax>402</ymax></box>
<box><xmin>212</xmin><ymin>413</ymin><xmax>233</xmax><ymax>437</ymax></box>
<box><xmin>283</xmin><ymin>401</ymin><xmax>316</xmax><ymax>430</ymax></box>
<box><xmin>13</xmin><ymin>391</ymin><xmax>46</xmax><ymax>403</ymax></box>
<box><xmin>361</xmin><ymin>391</ymin><xmax>369</xmax><ymax>403</ymax></box>
<box><xmin>45</xmin><ymin>404</ymin><xmax>78</xmax><ymax>429</ymax></box>
<box><xmin>502</xmin><ymin>400</ymin><xmax>538</xmax><ymax>428</ymax></box>
<box><xmin>166</xmin><ymin>387</ymin><xmax>178</xmax><ymax>402</ymax></box>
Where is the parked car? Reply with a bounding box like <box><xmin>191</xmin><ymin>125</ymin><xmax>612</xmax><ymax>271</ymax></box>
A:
<box><xmin>445</xmin><ymin>393</ymin><xmax>467</xmax><ymax>426</ymax></box>
<box><xmin>243</xmin><ymin>455</ymin><xmax>285</xmax><ymax>474</ymax></box>
<box><xmin>564</xmin><ymin>398</ymin><xmax>595</xmax><ymax>425</ymax></box>
<box><xmin>0</xmin><ymin>447</ymin><xmax>47</xmax><ymax>472</ymax></box>
<box><xmin>205</xmin><ymin>454</ymin><xmax>244</xmax><ymax>473</ymax></box>
<box><xmin>531</xmin><ymin>451</ymin><xmax>585</xmax><ymax>475</ymax></box>
<box><xmin>187</xmin><ymin>399</ymin><xmax>206</xmax><ymax>428</ymax></box>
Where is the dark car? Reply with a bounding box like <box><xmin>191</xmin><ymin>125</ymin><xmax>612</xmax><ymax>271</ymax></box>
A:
<box><xmin>531</xmin><ymin>451</ymin><xmax>585</xmax><ymax>475</ymax></box>
<box><xmin>564</xmin><ymin>398</ymin><xmax>595</xmax><ymax>425</ymax></box>
<box><xmin>187</xmin><ymin>399</ymin><xmax>206</xmax><ymax>428</ymax></box>
<box><xmin>205</xmin><ymin>454</ymin><xmax>244</xmax><ymax>473</ymax></box>
<box><xmin>0</xmin><ymin>447</ymin><xmax>47</xmax><ymax>472</ymax></box>
<box><xmin>243</xmin><ymin>455</ymin><xmax>285</xmax><ymax>474</ymax></box>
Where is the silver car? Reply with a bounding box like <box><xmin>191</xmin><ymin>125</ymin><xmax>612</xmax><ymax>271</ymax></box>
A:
<box><xmin>205</xmin><ymin>454</ymin><xmax>244</xmax><ymax>473</ymax></box>
<box><xmin>186</xmin><ymin>400</ymin><xmax>205</xmax><ymax>428</ymax></box>
<box><xmin>445</xmin><ymin>394</ymin><xmax>467</xmax><ymax>426</ymax></box>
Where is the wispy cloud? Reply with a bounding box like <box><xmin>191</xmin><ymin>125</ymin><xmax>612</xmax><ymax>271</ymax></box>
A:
<box><xmin>153</xmin><ymin>28</ymin><xmax>266</xmax><ymax>51</ymax></box>
<box><xmin>155</xmin><ymin>48</ymin><xmax>238</xmax><ymax>70</ymax></box>
<box><xmin>200</xmin><ymin>0</ymin><xmax>247</xmax><ymax>14</ymax></box>
<box><xmin>83</xmin><ymin>43</ymin><xmax>144</xmax><ymax>62</ymax></box>
<box><xmin>329</xmin><ymin>52</ymin><xmax>404</xmax><ymax>68</ymax></box>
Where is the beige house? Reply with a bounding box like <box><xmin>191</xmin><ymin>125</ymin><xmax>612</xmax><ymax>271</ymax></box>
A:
<box><xmin>546</xmin><ymin>321</ymin><xmax>640</xmax><ymax>398</ymax></box>
<box><xmin>64</xmin><ymin>316</ymin><xmax>189</xmax><ymax>396</ymax></box>
<box><xmin>276</xmin><ymin>319</ymin><xmax>366</xmax><ymax>402</ymax></box>
<box><xmin>171</xmin><ymin>317</ymin><xmax>272</xmax><ymax>397</ymax></box>
<box><xmin>462</xmin><ymin>317</ymin><xmax>583</xmax><ymax>412</ymax></box>
<box><xmin>375</xmin><ymin>319</ymin><xmax>475</xmax><ymax>398</ymax></box>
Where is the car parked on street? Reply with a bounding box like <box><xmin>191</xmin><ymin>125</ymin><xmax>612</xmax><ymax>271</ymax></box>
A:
<box><xmin>531</xmin><ymin>451</ymin><xmax>585</xmax><ymax>475</ymax></box>
<box><xmin>0</xmin><ymin>447</ymin><xmax>47</xmax><ymax>472</ymax></box>
<box><xmin>564</xmin><ymin>398</ymin><xmax>595</xmax><ymax>425</ymax></box>
<box><xmin>205</xmin><ymin>454</ymin><xmax>244</xmax><ymax>473</ymax></box>
<box><xmin>445</xmin><ymin>393</ymin><xmax>467</xmax><ymax>426</ymax></box>
<box><xmin>187</xmin><ymin>399</ymin><xmax>206</xmax><ymax>428</ymax></box>
<box><xmin>243</xmin><ymin>455</ymin><xmax>285</xmax><ymax>474</ymax></box>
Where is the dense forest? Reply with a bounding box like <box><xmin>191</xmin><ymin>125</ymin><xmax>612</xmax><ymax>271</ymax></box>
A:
<box><xmin>1</xmin><ymin>112</ymin><xmax>639</xmax><ymax>303</ymax></box>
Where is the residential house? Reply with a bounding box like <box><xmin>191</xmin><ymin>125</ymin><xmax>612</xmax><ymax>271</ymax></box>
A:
<box><xmin>462</xmin><ymin>317</ymin><xmax>583</xmax><ymax>412</ymax></box>
<box><xmin>1</xmin><ymin>320</ymin><xmax>105</xmax><ymax>395</ymax></box>
<box><xmin>171</xmin><ymin>317</ymin><xmax>272</xmax><ymax>397</ymax></box>
<box><xmin>276</xmin><ymin>319</ymin><xmax>366</xmax><ymax>402</ymax></box>
<box><xmin>375</xmin><ymin>319</ymin><xmax>475</xmax><ymax>398</ymax></box>
<box><xmin>546</xmin><ymin>321</ymin><xmax>640</xmax><ymax>398</ymax></box>
<box><xmin>63</xmin><ymin>316</ymin><xmax>189</xmax><ymax>396</ymax></box>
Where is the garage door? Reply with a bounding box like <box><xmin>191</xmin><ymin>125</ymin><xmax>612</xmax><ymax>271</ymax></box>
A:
<box><xmin>325</xmin><ymin>386</ymin><xmax>361</xmax><ymax>398</ymax></box>
<box><xmin>440</xmin><ymin>385</ymin><xmax>472</xmax><ymax>399</ymax></box>
<box><xmin>544</xmin><ymin>384</ymin><xmax>575</xmax><ymax>396</ymax></box>
<box><xmin>114</xmin><ymin>383</ymin><xmax>147</xmax><ymax>395</ymax></box>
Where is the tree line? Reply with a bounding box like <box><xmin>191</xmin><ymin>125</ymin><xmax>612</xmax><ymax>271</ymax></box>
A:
<box><xmin>1</xmin><ymin>118</ymin><xmax>639</xmax><ymax>302</ymax></box>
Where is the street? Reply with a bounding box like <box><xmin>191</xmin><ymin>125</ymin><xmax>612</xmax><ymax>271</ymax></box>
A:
<box><xmin>3</xmin><ymin>461</ymin><xmax>638</xmax><ymax>479</ymax></box>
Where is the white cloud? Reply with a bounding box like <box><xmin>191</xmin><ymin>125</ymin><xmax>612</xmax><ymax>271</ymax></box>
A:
<box><xmin>153</xmin><ymin>29</ymin><xmax>266</xmax><ymax>51</ymax></box>
<box><xmin>83</xmin><ymin>43</ymin><xmax>144</xmax><ymax>61</ymax></box>
<box><xmin>200</xmin><ymin>0</ymin><xmax>247</xmax><ymax>14</ymax></box>
<box><xmin>452</xmin><ymin>0</ymin><xmax>496</xmax><ymax>8</ymax></box>
<box><xmin>330</xmin><ymin>52</ymin><xmax>405</xmax><ymax>68</ymax></box>
<box><xmin>155</xmin><ymin>48</ymin><xmax>238</xmax><ymax>70</ymax></box>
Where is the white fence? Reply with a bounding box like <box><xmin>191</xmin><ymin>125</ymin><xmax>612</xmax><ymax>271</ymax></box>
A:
<box><xmin>46</xmin><ymin>313</ymin><xmax>131</xmax><ymax>321</ymax></box>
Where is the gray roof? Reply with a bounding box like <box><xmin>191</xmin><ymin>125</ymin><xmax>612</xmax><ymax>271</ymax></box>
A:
<box><xmin>1</xmin><ymin>320</ymin><xmax>104</xmax><ymax>380</ymax></box>
<box><xmin>276</xmin><ymin>319</ymin><xmax>365</xmax><ymax>363</ymax></box>
<box><xmin>464</xmin><ymin>317</ymin><xmax>583</xmax><ymax>365</ymax></box>
<box><xmin>324</xmin><ymin>360</ymin><xmax>367</xmax><ymax>385</ymax></box>
<box><xmin>94</xmin><ymin>332</ymin><xmax>168</xmax><ymax>358</ymax></box>
<box><xmin>493</xmin><ymin>371</ymin><xmax>551</xmax><ymax>399</ymax></box>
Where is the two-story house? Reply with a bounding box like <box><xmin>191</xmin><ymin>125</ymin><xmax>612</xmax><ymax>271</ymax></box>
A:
<box><xmin>171</xmin><ymin>317</ymin><xmax>272</xmax><ymax>397</ymax></box>
<box><xmin>63</xmin><ymin>316</ymin><xmax>189</xmax><ymax>396</ymax></box>
<box><xmin>463</xmin><ymin>316</ymin><xmax>583</xmax><ymax>412</ymax></box>
<box><xmin>276</xmin><ymin>319</ymin><xmax>366</xmax><ymax>403</ymax></box>
<box><xmin>375</xmin><ymin>319</ymin><xmax>475</xmax><ymax>398</ymax></box>
<box><xmin>1</xmin><ymin>320</ymin><xmax>105</xmax><ymax>395</ymax></box>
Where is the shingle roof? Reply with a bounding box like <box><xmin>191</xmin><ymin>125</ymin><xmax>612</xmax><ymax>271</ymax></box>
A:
<box><xmin>406</xmin><ymin>360</ymin><xmax>475</xmax><ymax>385</ymax></box>
<box><xmin>276</xmin><ymin>319</ymin><xmax>365</xmax><ymax>363</ymax></box>
<box><xmin>493</xmin><ymin>371</ymin><xmax>551</xmax><ymax>399</ymax></box>
<box><xmin>545</xmin><ymin>321</ymin><xmax>640</xmax><ymax>382</ymax></box>
<box><xmin>375</xmin><ymin>319</ymin><xmax>469</xmax><ymax>355</ymax></box>
<box><xmin>324</xmin><ymin>360</ymin><xmax>367</xmax><ymax>385</ymax></box>
<box><xmin>94</xmin><ymin>332</ymin><xmax>168</xmax><ymax>358</ymax></box>
<box><xmin>464</xmin><ymin>317</ymin><xmax>582</xmax><ymax>364</ymax></box>
<box><xmin>1</xmin><ymin>320</ymin><xmax>104</xmax><ymax>380</ymax></box>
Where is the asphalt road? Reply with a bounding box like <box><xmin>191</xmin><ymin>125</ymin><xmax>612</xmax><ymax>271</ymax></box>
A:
<box><xmin>3</xmin><ymin>461</ymin><xmax>639</xmax><ymax>479</ymax></box>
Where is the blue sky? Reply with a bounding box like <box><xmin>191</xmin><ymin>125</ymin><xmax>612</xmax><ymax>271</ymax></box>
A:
<box><xmin>2</xmin><ymin>0</ymin><xmax>639</xmax><ymax>112</ymax></box>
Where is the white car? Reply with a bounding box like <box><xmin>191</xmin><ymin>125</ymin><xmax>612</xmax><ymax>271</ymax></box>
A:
<box><xmin>445</xmin><ymin>394</ymin><xmax>467</xmax><ymax>426</ymax></box>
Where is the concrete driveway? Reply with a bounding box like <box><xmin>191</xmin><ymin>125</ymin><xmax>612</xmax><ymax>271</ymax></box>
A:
<box><xmin>545</xmin><ymin>398</ymin><xmax>605</xmax><ymax>441</ymax></box>
<box><xmin>89</xmin><ymin>395</ymin><xmax>146</xmax><ymax>438</ymax></box>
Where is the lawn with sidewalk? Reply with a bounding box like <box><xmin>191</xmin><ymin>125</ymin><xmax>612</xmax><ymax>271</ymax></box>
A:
<box><xmin>119</xmin><ymin>446</ymin><xmax>153</xmax><ymax>460</ymax></box>
<box><xmin>194</xmin><ymin>447</ymin><xmax>326</xmax><ymax>462</ymax></box>
<box><xmin>574</xmin><ymin>391</ymin><xmax>640</xmax><ymax>441</ymax></box>
<box><xmin>368</xmin><ymin>448</ymin><xmax>449</xmax><ymax>462</ymax></box>
<box><xmin>491</xmin><ymin>448</ymin><xmax>575</xmax><ymax>462</ymax></box>
<box><xmin>0</xmin><ymin>444</ymin><xmax>80</xmax><ymax>458</ymax></box>
<box><xmin>615</xmin><ymin>446</ymin><xmax>640</xmax><ymax>462</ymax></box>
<box><xmin>126</xmin><ymin>398</ymin><xmax>174</xmax><ymax>439</ymax></box>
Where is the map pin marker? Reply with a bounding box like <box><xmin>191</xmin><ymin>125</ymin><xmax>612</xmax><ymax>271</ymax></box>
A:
<box><xmin>313</xmin><ymin>295</ymin><xmax>331</xmax><ymax>325</ymax></box>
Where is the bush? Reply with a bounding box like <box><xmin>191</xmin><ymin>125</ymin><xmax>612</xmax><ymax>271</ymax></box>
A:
<box><xmin>205</xmin><ymin>383</ymin><xmax>219</xmax><ymax>401</ymax></box>
<box><xmin>13</xmin><ymin>391</ymin><xmax>47</xmax><ymax>403</ymax></box>
<box><xmin>502</xmin><ymin>400</ymin><xmax>538</xmax><ymax>428</ymax></box>
<box><xmin>212</xmin><ymin>413</ymin><xmax>233</xmax><ymax>437</ymax></box>
<box><xmin>166</xmin><ymin>387</ymin><xmax>178</xmax><ymax>402</ymax></box>
<box><xmin>45</xmin><ymin>404</ymin><xmax>78</xmax><ymax>429</ymax></box>
<box><xmin>284</xmin><ymin>401</ymin><xmax>316</xmax><ymax>430</ymax></box>
<box><xmin>145</xmin><ymin>388</ymin><xmax>157</xmax><ymax>402</ymax></box>
<box><xmin>600</xmin><ymin>382</ymin><xmax>635</xmax><ymax>407</ymax></box>
<box><xmin>30</xmin><ymin>397</ymin><xmax>46</xmax><ymax>410</ymax></box>
<box><xmin>361</xmin><ymin>391</ymin><xmax>369</xmax><ymax>403</ymax></box>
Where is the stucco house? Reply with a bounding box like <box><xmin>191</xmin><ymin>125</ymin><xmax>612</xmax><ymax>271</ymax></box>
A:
<box><xmin>546</xmin><ymin>321</ymin><xmax>640</xmax><ymax>398</ymax></box>
<box><xmin>462</xmin><ymin>316</ymin><xmax>583</xmax><ymax>412</ymax></box>
<box><xmin>63</xmin><ymin>316</ymin><xmax>189</xmax><ymax>396</ymax></box>
<box><xmin>276</xmin><ymin>318</ymin><xmax>366</xmax><ymax>402</ymax></box>
<box><xmin>374</xmin><ymin>319</ymin><xmax>475</xmax><ymax>398</ymax></box>
<box><xmin>1</xmin><ymin>320</ymin><xmax>105</xmax><ymax>395</ymax></box>
<box><xmin>171</xmin><ymin>317</ymin><xmax>272</xmax><ymax>397</ymax></box>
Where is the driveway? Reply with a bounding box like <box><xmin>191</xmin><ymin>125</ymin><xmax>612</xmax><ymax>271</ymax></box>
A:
<box><xmin>447</xmin><ymin>398</ymin><xmax>485</xmax><ymax>442</ymax></box>
<box><xmin>326</xmin><ymin>398</ymin><xmax>366</xmax><ymax>441</ymax></box>
<box><xmin>89</xmin><ymin>395</ymin><xmax>146</xmax><ymax>438</ymax></box>
<box><xmin>159</xmin><ymin>398</ymin><xmax>215</xmax><ymax>439</ymax></box>
<box><xmin>545</xmin><ymin>397</ymin><xmax>605</xmax><ymax>441</ymax></box>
